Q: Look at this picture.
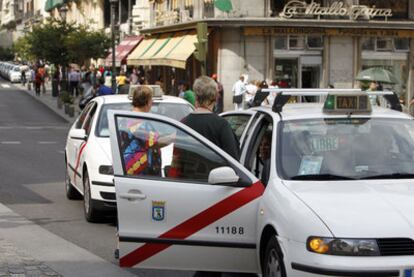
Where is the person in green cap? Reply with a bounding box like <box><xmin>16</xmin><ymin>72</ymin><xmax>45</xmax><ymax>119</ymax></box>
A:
<box><xmin>182</xmin><ymin>82</ymin><xmax>196</xmax><ymax>106</ymax></box>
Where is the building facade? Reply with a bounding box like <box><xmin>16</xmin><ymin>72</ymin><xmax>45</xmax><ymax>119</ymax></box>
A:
<box><xmin>134</xmin><ymin>0</ymin><xmax>414</xmax><ymax>111</ymax></box>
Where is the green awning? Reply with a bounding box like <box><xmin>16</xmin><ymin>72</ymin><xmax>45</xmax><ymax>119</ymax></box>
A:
<box><xmin>45</xmin><ymin>0</ymin><xmax>65</xmax><ymax>12</ymax></box>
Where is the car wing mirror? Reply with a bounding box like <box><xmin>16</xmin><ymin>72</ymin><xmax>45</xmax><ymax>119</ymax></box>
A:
<box><xmin>208</xmin><ymin>166</ymin><xmax>246</xmax><ymax>187</ymax></box>
<box><xmin>69</xmin><ymin>129</ymin><xmax>87</xmax><ymax>140</ymax></box>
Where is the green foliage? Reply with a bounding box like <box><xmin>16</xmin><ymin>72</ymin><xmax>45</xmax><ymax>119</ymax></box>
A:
<box><xmin>0</xmin><ymin>47</ymin><xmax>14</xmax><ymax>60</ymax></box>
<box><xmin>66</xmin><ymin>25</ymin><xmax>111</xmax><ymax>64</ymax></box>
<box><xmin>59</xmin><ymin>91</ymin><xmax>74</xmax><ymax>104</ymax></box>
<box><xmin>18</xmin><ymin>19</ymin><xmax>110</xmax><ymax>66</ymax></box>
<box><xmin>12</xmin><ymin>36</ymin><xmax>34</xmax><ymax>61</ymax></box>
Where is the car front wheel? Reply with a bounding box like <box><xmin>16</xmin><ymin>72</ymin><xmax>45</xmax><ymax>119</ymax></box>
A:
<box><xmin>83</xmin><ymin>170</ymin><xmax>101</xmax><ymax>222</ymax></box>
<box><xmin>263</xmin><ymin>236</ymin><xmax>286</xmax><ymax>277</ymax></box>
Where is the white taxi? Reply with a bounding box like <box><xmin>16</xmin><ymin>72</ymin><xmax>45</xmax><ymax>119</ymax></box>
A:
<box><xmin>108</xmin><ymin>89</ymin><xmax>414</xmax><ymax>276</ymax></box>
<box><xmin>64</xmin><ymin>94</ymin><xmax>193</xmax><ymax>222</ymax></box>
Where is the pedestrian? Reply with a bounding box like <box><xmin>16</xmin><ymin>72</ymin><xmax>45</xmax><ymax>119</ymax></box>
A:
<box><xmin>176</xmin><ymin>77</ymin><xmax>240</xmax><ymax>277</ymax></box>
<box><xmin>34</xmin><ymin>69</ymin><xmax>42</xmax><ymax>96</ymax></box>
<box><xmin>182</xmin><ymin>82</ymin><xmax>195</xmax><ymax>106</ymax></box>
<box><xmin>212</xmin><ymin>74</ymin><xmax>224</xmax><ymax>114</ymax></box>
<box><xmin>116</xmin><ymin>70</ymin><xmax>128</xmax><ymax>93</ymax></box>
<box><xmin>232</xmin><ymin>75</ymin><xmax>247</xmax><ymax>110</ymax></box>
<box><xmin>96</xmin><ymin>78</ymin><xmax>113</xmax><ymax>96</ymax></box>
<box><xmin>366</xmin><ymin>81</ymin><xmax>380</xmax><ymax>106</ymax></box>
<box><xmin>38</xmin><ymin>66</ymin><xmax>46</xmax><ymax>94</ymax></box>
<box><xmin>123</xmin><ymin>85</ymin><xmax>175</xmax><ymax>176</ymax></box>
<box><xmin>20</xmin><ymin>64</ymin><xmax>28</xmax><ymax>86</ymax></box>
<box><xmin>68</xmin><ymin>67</ymin><xmax>81</xmax><ymax>97</ymax></box>
<box><xmin>258</xmin><ymin>131</ymin><xmax>272</xmax><ymax>185</ymax></box>
<box><xmin>181</xmin><ymin>76</ymin><xmax>239</xmax><ymax>160</ymax></box>
<box><xmin>129</xmin><ymin>67</ymin><xmax>139</xmax><ymax>85</ymax></box>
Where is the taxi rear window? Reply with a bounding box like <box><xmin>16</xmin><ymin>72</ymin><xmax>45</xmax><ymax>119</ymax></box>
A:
<box><xmin>96</xmin><ymin>102</ymin><xmax>193</xmax><ymax>137</ymax></box>
<box><xmin>277</xmin><ymin>118</ymin><xmax>414</xmax><ymax>180</ymax></box>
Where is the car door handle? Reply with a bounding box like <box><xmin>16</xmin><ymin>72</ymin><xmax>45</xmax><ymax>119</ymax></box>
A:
<box><xmin>119</xmin><ymin>190</ymin><xmax>147</xmax><ymax>201</ymax></box>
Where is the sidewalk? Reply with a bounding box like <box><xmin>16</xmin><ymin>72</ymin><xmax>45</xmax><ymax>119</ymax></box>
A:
<box><xmin>4</xmin><ymin>82</ymin><xmax>135</xmax><ymax>277</ymax></box>
<box><xmin>0</xmin><ymin>203</ymin><xmax>136</xmax><ymax>277</ymax></box>
<box><xmin>15</xmin><ymin>82</ymin><xmax>80</xmax><ymax>124</ymax></box>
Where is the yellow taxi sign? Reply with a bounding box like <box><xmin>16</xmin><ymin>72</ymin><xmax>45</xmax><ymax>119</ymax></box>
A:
<box><xmin>323</xmin><ymin>92</ymin><xmax>371</xmax><ymax>114</ymax></box>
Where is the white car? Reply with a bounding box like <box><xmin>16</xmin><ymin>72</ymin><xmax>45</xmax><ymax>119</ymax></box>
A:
<box><xmin>108</xmin><ymin>89</ymin><xmax>414</xmax><ymax>276</ymax></box>
<box><xmin>65</xmin><ymin>94</ymin><xmax>194</xmax><ymax>222</ymax></box>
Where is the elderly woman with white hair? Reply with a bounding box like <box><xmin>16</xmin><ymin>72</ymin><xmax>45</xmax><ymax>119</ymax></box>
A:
<box><xmin>181</xmin><ymin>76</ymin><xmax>239</xmax><ymax>160</ymax></box>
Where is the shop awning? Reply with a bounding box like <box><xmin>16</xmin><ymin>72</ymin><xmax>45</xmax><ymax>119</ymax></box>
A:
<box><xmin>105</xmin><ymin>35</ymin><xmax>143</xmax><ymax>67</ymax></box>
<box><xmin>45</xmin><ymin>0</ymin><xmax>65</xmax><ymax>12</ymax></box>
<box><xmin>127</xmin><ymin>31</ymin><xmax>197</xmax><ymax>69</ymax></box>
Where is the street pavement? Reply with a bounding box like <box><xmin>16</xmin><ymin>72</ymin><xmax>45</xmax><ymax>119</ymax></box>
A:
<box><xmin>0</xmin><ymin>81</ymin><xmax>136</xmax><ymax>277</ymax></box>
<box><xmin>0</xmin><ymin>84</ymin><xmax>136</xmax><ymax>277</ymax></box>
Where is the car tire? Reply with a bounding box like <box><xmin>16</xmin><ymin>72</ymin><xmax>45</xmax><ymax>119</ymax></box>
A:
<box><xmin>263</xmin><ymin>236</ymin><xmax>286</xmax><ymax>277</ymax></box>
<box><xmin>65</xmin><ymin>163</ymin><xmax>81</xmax><ymax>200</ymax></box>
<box><xmin>83</xmin><ymin>170</ymin><xmax>102</xmax><ymax>223</ymax></box>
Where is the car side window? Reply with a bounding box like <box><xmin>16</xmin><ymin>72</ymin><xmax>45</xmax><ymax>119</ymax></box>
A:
<box><xmin>245</xmin><ymin>117</ymin><xmax>273</xmax><ymax>181</ymax></box>
<box><xmin>76</xmin><ymin>102</ymin><xmax>94</xmax><ymax>129</ymax></box>
<box><xmin>82</xmin><ymin>103</ymin><xmax>97</xmax><ymax>136</ymax></box>
<box><xmin>222</xmin><ymin>114</ymin><xmax>252</xmax><ymax>141</ymax></box>
<box><xmin>115</xmin><ymin>116</ymin><xmax>230</xmax><ymax>183</ymax></box>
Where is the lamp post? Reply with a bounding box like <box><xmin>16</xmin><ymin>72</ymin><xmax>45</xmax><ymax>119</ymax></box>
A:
<box><xmin>110</xmin><ymin>0</ymin><xmax>118</xmax><ymax>94</ymax></box>
<box><xmin>58</xmin><ymin>4</ymin><xmax>69</xmax><ymax>93</ymax></box>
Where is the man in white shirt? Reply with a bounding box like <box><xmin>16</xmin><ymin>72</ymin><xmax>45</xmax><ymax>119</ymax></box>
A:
<box><xmin>232</xmin><ymin>75</ymin><xmax>247</xmax><ymax>110</ymax></box>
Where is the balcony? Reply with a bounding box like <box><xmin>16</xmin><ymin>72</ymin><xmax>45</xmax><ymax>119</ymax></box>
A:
<box><xmin>203</xmin><ymin>0</ymin><xmax>214</xmax><ymax>18</ymax></box>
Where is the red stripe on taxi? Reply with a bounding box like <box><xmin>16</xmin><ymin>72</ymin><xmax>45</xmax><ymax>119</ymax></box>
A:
<box><xmin>120</xmin><ymin>181</ymin><xmax>265</xmax><ymax>267</ymax></box>
<box><xmin>73</xmin><ymin>141</ymin><xmax>87</xmax><ymax>183</ymax></box>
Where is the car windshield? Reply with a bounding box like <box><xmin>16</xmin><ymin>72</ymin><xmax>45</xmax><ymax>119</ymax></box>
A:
<box><xmin>96</xmin><ymin>101</ymin><xmax>193</xmax><ymax>137</ymax></box>
<box><xmin>278</xmin><ymin>118</ymin><xmax>414</xmax><ymax>180</ymax></box>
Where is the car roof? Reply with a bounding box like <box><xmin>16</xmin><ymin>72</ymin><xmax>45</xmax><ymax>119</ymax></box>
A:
<box><xmin>95</xmin><ymin>94</ymin><xmax>192</xmax><ymax>106</ymax></box>
<box><xmin>251</xmin><ymin>103</ymin><xmax>412</xmax><ymax>121</ymax></box>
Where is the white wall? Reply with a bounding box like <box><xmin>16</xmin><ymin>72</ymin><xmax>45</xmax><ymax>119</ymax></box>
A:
<box><xmin>218</xmin><ymin>28</ymin><xmax>266</xmax><ymax>111</ymax></box>
<box><xmin>329</xmin><ymin>36</ymin><xmax>354</xmax><ymax>88</ymax></box>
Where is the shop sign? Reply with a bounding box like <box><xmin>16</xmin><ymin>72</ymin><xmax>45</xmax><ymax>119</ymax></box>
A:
<box><xmin>155</xmin><ymin>10</ymin><xmax>179</xmax><ymax>25</ymax></box>
<box><xmin>244</xmin><ymin>27</ymin><xmax>414</xmax><ymax>38</ymax></box>
<box><xmin>280</xmin><ymin>0</ymin><xmax>393</xmax><ymax>20</ymax></box>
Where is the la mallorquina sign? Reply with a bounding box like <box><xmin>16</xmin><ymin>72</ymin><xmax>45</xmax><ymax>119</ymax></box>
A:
<box><xmin>280</xmin><ymin>0</ymin><xmax>393</xmax><ymax>20</ymax></box>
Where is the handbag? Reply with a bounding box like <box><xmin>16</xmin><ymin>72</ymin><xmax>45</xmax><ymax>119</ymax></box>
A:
<box><xmin>233</xmin><ymin>94</ymin><xmax>243</xmax><ymax>104</ymax></box>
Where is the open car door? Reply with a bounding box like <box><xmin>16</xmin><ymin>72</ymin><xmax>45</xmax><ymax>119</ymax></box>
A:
<box><xmin>108</xmin><ymin>110</ymin><xmax>265</xmax><ymax>273</ymax></box>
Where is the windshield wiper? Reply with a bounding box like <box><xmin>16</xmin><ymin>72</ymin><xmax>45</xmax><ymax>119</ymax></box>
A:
<box><xmin>290</xmin><ymin>174</ymin><xmax>355</xmax><ymax>181</ymax></box>
<box><xmin>359</xmin><ymin>173</ymin><xmax>414</xmax><ymax>180</ymax></box>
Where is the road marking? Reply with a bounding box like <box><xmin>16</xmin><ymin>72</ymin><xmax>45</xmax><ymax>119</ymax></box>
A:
<box><xmin>1</xmin><ymin>84</ymin><xmax>10</xmax><ymax>88</ymax></box>
<box><xmin>0</xmin><ymin>126</ymin><xmax>67</xmax><ymax>130</ymax></box>
<box><xmin>1</xmin><ymin>141</ymin><xmax>21</xmax><ymax>144</ymax></box>
<box><xmin>37</xmin><ymin>141</ymin><xmax>57</xmax><ymax>144</ymax></box>
<box><xmin>57</xmin><ymin>150</ymin><xmax>65</xmax><ymax>154</ymax></box>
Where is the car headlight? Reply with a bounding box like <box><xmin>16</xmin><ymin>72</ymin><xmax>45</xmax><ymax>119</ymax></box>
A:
<box><xmin>307</xmin><ymin>237</ymin><xmax>380</xmax><ymax>256</ymax></box>
<box><xmin>99</xmin><ymin>165</ymin><xmax>114</xmax><ymax>175</ymax></box>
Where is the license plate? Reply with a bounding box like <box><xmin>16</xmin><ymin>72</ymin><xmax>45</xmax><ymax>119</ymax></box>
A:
<box><xmin>405</xmin><ymin>269</ymin><xmax>414</xmax><ymax>277</ymax></box>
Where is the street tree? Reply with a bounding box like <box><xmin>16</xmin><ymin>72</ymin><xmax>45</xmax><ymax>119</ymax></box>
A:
<box><xmin>16</xmin><ymin>19</ymin><xmax>110</xmax><ymax>91</ymax></box>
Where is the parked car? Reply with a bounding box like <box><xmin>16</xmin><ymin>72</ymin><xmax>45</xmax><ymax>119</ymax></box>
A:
<box><xmin>65</xmin><ymin>94</ymin><xmax>194</xmax><ymax>222</ymax></box>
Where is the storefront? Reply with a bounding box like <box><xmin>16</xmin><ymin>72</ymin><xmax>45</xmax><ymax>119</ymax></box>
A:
<box><xmin>136</xmin><ymin>0</ymin><xmax>414</xmax><ymax>110</ymax></box>
<box><xmin>105</xmin><ymin>35</ymin><xmax>143</xmax><ymax>68</ymax></box>
<box><xmin>127</xmin><ymin>28</ymin><xmax>208</xmax><ymax>95</ymax></box>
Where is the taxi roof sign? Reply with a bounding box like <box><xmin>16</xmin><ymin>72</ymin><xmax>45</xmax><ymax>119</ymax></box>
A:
<box><xmin>323</xmin><ymin>92</ymin><xmax>371</xmax><ymax>114</ymax></box>
<box><xmin>127</xmin><ymin>85</ymin><xmax>164</xmax><ymax>100</ymax></box>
